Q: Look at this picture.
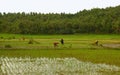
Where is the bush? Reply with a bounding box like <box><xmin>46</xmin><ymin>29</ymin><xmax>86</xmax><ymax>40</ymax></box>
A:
<box><xmin>28</xmin><ymin>39</ymin><xmax>34</xmax><ymax>44</ymax></box>
<box><xmin>5</xmin><ymin>44</ymin><xmax>12</xmax><ymax>48</ymax></box>
<box><xmin>12</xmin><ymin>36</ymin><xmax>15</xmax><ymax>39</ymax></box>
<box><xmin>0</xmin><ymin>37</ymin><xmax>3</xmax><ymax>39</ymax></box>
<box><xmin>22</xmin><ymin>37</ymin><xmax>25</xmax><ymax>40</ymax></box>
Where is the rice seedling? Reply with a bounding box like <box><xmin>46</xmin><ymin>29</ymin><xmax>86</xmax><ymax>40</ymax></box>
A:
<box><xmin>0</xmin><ymin>57</ymin><xmax>120</xmax><ymax>75</ymax></box>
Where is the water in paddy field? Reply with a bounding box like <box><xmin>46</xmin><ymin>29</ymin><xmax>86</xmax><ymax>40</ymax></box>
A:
<box><xmin>0</xmin><ymin>57</ymin><xmax>120</xmax><ymax>75</ymax></box>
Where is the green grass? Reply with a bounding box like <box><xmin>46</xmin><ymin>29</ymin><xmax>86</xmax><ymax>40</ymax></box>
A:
<box><xmin>0</xmin><ymin>49</ymin><xmax>120</xmax><ymax>66</ymax></box>
<box><xmin>0</xmin><ymin>33</ymin><xmax>120</xmax><ymax>39</ymax></box>
<box><xmin>0</xmin><ymin>33</ymin><xmax>120</xmax><ymax>66</ymax></box>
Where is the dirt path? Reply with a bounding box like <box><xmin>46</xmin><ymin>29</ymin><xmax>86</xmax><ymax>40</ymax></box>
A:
<box><xmin>102</xmin><ymin>44</ymin><xmax>120</xmax><ymax>48</ymax></box>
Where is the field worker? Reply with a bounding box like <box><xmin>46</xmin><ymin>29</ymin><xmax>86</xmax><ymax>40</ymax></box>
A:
<box><xmin>60</xmin><ymin>38</ymin><xmax>64</xmax><ymax>45</ymax></box>
<box><xmin>54</xmin><ymin>42</ymin><xmax>59</xmax><ymax>47</ymax></box>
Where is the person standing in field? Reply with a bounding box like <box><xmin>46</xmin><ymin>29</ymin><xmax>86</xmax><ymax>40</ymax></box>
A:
<box><xmin>60</xmin><ymin>38</ymin><xmax>64</xmax><ymax>45</ymax></box>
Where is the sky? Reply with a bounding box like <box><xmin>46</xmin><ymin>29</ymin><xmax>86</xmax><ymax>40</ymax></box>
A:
<box><xmin>0</xmin><ymin>0</ymin><xmax>120</xmax><ymax>14</ymax></box>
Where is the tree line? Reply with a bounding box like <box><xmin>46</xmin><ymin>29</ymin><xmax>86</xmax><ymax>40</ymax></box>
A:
<box><xmin>0</xmin><ymin>5</ymin><xmax>120</xmax><ymax>34</ymax></box>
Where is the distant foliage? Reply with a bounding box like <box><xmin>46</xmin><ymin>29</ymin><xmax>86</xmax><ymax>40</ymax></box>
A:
<box><xmin>0</xmin><ymin>5</ymin><xmax>120</xmax><ymax>34</ymax></box>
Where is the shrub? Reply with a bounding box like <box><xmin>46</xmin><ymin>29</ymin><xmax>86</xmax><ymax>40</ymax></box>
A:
<box><xmin>5</xmin><ymin>44</ymin><xmax>12</xmax><ymax>48</ymax></box>
<box><xmin>0</xmin><ymin>37</ymin><xmax>3</xmax><ymax>39</ymax></box>
<box><xmin>28</xmin><ymin>39</ymin><xmax>34</xmax><ymax>44</ymax></box>
<box><xmin>12</xmin><ymin>36</ymin><xmax>15</xmax><ymax>39</ymax></box>
<box><xmin>22</xmin><ymin>37</ymin><xmax>25</xmax><ymax>41</ymax></box>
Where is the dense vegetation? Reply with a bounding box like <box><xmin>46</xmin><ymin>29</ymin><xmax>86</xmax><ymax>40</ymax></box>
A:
<box><xmin>0</xmin><ymin>5</ymin><xmax>120</xmax><ymax>34</ymax></box>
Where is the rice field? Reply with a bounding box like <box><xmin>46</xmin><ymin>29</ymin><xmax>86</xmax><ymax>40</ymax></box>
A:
<box><xmin>0</xmin><ymin>34</ymin><xmax>120</xmax><ymax>50</ymax></box>
<box><xmin>0</xmin><ymin>34</ymin><xmax>120</xmax><ymax>75</ymax></box>
<box><xmin>0</xmin><ymin>57</ymin><xmax>120</xmax><ymax>75</ymax></box>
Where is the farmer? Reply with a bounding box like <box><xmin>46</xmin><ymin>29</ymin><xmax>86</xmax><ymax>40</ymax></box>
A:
<box><xmin>60</xmin><ymin>38</ymin><xmax>64</xmax><ymax>45</ymax></box>
<box><xmin>53</xmin><ymin>42</ymin><xmax>59</xmax><ymax>47</ymax></box>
